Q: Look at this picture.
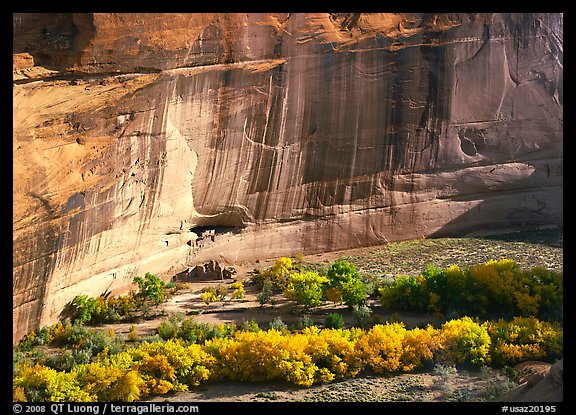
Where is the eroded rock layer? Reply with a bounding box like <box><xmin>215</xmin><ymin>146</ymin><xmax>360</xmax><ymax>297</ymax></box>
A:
<box><xmin>13</xmin><ymin>13</ymin><xmax>563</xmax><ymax>341</ymax></box>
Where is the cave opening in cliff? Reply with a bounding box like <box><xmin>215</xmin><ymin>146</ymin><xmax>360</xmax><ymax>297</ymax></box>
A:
<box><xmin>190</xmin><ymin>225</ymin><xmax>242</xmax><ymax>236</ymax></box>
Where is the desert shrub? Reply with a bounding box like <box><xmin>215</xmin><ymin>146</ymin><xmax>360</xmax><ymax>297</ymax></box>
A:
<box><xmin>467</xmin><ymin>260</ymin><xmax>517</xmax><ymax>315</ymax></box>
<box><xmin>442</xmin><ymin>264</ymin><xmax>472</xmax><ymax>314</ymax></box>
<box><xmin>64</xmin><ymin>323</ymin><xmax>91</xmax><ymax>346</ymax></box>
<box><xmin>257</xmin><ymin>280</ymin><xmax>274</xmax><ymax>306</ymax></box>
<box><xmin>13</xmin><ymin>363</ymin><xmax>95</xmax><ymax>402</ymax></box>
<box><xmin>70</xmin><ymin>295</ymin><xmax>99</xmax><ymax>324</ymax></box>
<box><xmin>205</xmin><ymin>327</ymin><xmax>361</xmax><ymax>386</ymax></box>
<box><xmin>432</xmin><ymin>363</ymin><xmax>458</xmax><ymax>399</ymax></box>
<box><xmin>230</xmin><ymin>280</ymin><xmax>246</xmax><ymax>299</ymax></box>
<box><xmin>14</xmin><ymin>322</ymin><xmax>125</xmax><ymax>370</ymax></box>
<box><xmin>70</xmin><ymin>292</ymin><xmax>141</xmax><ymax>325</ymax></box>
<box><xmin>15</xmin><ymin>330</ymin><xmax>40</xmax><ymax>353</ymax></box>
<box><xmin>436</xmin><ymin>317</ymin><xmax>491</xmax><ymax>366</ymax></box>
<box><xmin>62</xmin><ymin>325</ymin><xmax>125</xmax><ymax>359</ymax></box>
<box><xmin>239</xmin><ymin>318</ymin><xmax>261</xmax><ymax>332</ymax></box>
<box><xmin>16</xmin><ymin>350</ymin><xmax>150</xmax><ymax>402</ymax></box>
<box><xmin>284</xmin><ymin>271</ymin><xmax>329</xmax><ymax>309</ymax></box>
<box><xmin>251</xmin><ymin>257</ymin><xmax>293</xmax><ymax>290</ymax></box>
<box><xmin>352</xmin><ymin>304</ymin><xmax>373</xmax><ymax>328</ymax></box>
<box><xmin>419</xmin><ymin>264</ymin><xmax>447</xmax><ymax>313</ymax></box>
<box><xmin>340</xmin><ymin>277</ymin><xmax>368</xmax><ymax>307</ymax></box>
<box><xmin>378</xmin><ymin>275</ymin><xmax>428</xmax><ymax>311</ymax></box>
<box><xmin>301</xmin><ymin>326</ymin><xmax>363</xmax><ymax>381</ymax></box>
<box><xmin>44</xmin><ymin>349</ymin><xmax>92</xmax><ymax>372</ymax></box>
<box><xmin>178</xmin><ymin>319</ymin><xmax>234</xmax><ymax>344</ymax></box>
<box><xmin>402</xmin><ymin>325</ymin><xmax>438</xmax><ymax>369</ymax></box>
<box><xmin>46</xmin><ymin>321</ymin><xmax>73</xmax><ymax>345</ymax></box>
<box><xmin>205</xmin><ymin>329</ymin><xmax>298</xmax><ymax>383</ymax></box>
<box><xmin>157</xmin><ymin>315</ymin><xmax>182</xmax><ymax>340</ymax></box>
<box><xmin>156</xmin><ymin>315</ymin><xmax>232</xmax><ymax>344</ymax></box>
<box><xmin>199</xmin><ymin>291</ymin><xmax>219</xmax><ymax>304</ymax></box>
<box><xmin>294</xmin><ymin>252</ymin><xmax>306</xmax><ymax>264</ymax></box>
<box><xmin>325</xmin><ymin>313</ymin><xmax>344</xmax><ymax>329</ymax></box>
<box><xmin>199</xmin><ymin>285</ymin><xmax>227</xmax><ymax>304</ymax></box>
<box><xmin>128</xmin><ymin>325</ymin><xmax>140</xmax><ymax>342</ymax></box>
<box><xmin>13</xmin><ymin>315</ymin><xmax>563</xmax><ymax>400</ymax></box>
<box><xmin>15</xmin><ymin>321</ymin><xmax>74</xmax><ymax>352</ymax></box>
<box><xmin>483</xmin><ymin>317</ymin><xmax>563</xmax><ymax>367</ymax></box>
<box><xmin>106</xmin><ymin>295</ymin><xmax>139</xmax><ymax>320</ymax></box>
<box><xmin>519</xmin><ymin>266</ymin><xmax>563</xmax><ymax>321</ymax></box>
<box><xmin>291</xmin><ymin>261</ymin><xmax>328</xmax><ymax>275</ymax></box>
<box><xmin>13</xmin><ymin>386</ymin><xmax>27</xmax><ymax>402</ymax></box>
<box><xmin>31</xmin><ymin>325</ymin><xmax>51</xmax><ymax>347</ymax></box>
<box><xmin>297</xmin><ymin>315</ymin><xmax>315</xmax><ymax>330</ymax></box>
<box><xmin>324</xmin><ymin>286</ymin><xmax>343</xmax><ymax>303</ymax></box>
<box><xmin>355</xmin><ymin>322</ymin><xmax>437</xmax><ymax>373</ymax></box>
<box><xmin>327</xmin><ymin>260</ymin><xmax>360</xmax><ymax>283</ymax></box>
<box><xmin>73</xmin><ymin>357</ymin><xmax>143</xmax><ymax>402</ymax></box>
<box><xmin>268</xmin><ymin>317</ymin><xmax>289</xmax><ymax>333</ymax></box>
<box><xmin>215</xmin><ymin>284</ymin><xmax>228</xmax><ymax>300</ymax></box>
<box><xmin>269</xmin><ymin>257</ymin><xmax>293</xmax><ymax>286</ymax></box>
<box><xmin>129</xmin><ymin>339</ymin><xmax>215</xmax><ymax>392</ymax></box>
<box><xmin>478</xmin><ymin>366</ymin><xmax>517</xmax><ymax>401</ymax></box>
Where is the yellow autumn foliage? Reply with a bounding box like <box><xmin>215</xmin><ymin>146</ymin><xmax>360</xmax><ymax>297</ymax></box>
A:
<box><xmin>14</xmin><ymin>315</ymin><xmax>562</xmax><ymax>402</ymax></box>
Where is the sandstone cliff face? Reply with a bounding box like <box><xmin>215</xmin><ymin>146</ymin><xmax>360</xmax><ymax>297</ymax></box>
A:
<box><xmin>13</xmin><ymin>13</ymin><xmax>562</xmax><ymax>342</ymax></box>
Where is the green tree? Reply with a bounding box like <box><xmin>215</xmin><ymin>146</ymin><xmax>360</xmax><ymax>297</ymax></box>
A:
<box><xmin>133</xmin><ymin>273</ymin><xmax>168</xmax><ymax>305</ymax></box>
<box><xmin>326</xmin><ymin>260</ymin><xmax>367</xmax><ymax>307</ymax></box>
<box><xmin>70</xmin><ymin>295</ymin><xmax>98</xmax><ymax>325</ymax></box>
<box><xmin>284</xmin><ymin>271</ymin><xmax>328</xmax><ymax>309</ymax></box>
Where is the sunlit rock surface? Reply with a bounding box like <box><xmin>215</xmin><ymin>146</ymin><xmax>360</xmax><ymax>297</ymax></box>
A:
<box><xmin>13</xmin><ymin>13</ymin><xmax>562</xmax><ymax>341</ymax></box>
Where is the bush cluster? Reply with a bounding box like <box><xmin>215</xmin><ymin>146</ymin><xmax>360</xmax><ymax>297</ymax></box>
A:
<box><xmin>251</xmin><ymin>257</ymin><xmax>293</xmax><ymax>291</ymax></box>
<box><xmin>14</xmin><ymin>258</ymin><xmax>563</xmax><ymax>402</ymax></box>
<box><xmin>378</xmin><ymin>259</ymin><xmax>562</xmax><ymax>321</ymax></box>
<box><xmin>14</xmin><ymin>339</ymin><xmax>213</xmax><ymax>402</ymax></box>
<box><xmin>68</xmin><ymin>272</ymin><xmax>172</xmax><ymax>325</ymax></box>
<box><xmin>156</xmin><ymin>315</ymin><xmax>235</xmax><ymax>344</ymax></box>
<box><xmin>15</xmin><ymin>321</ymin><xmax>124</xmax><ymax>362</ymax></box>
<box><xmin>69</xmin><ymin>294</ymin><xmax>139</xmax><ymax>325</ymax></box>
<box><xmin>199</xmin><ymin>285</ymin><xmax>227</xmax><ymax>304</ymax></box>
<box><xmin>198</xmin><ymin>281</ymin><xmax>246</xmax><ymax>304</ymax></box>
<box><xmin>14</xmin><ymin>315</ymin><xmax>562</xmax><ymax>402</ymax></box>
<box><xmin>253</xmin><ymin>258</ymin><xmax>370</xmax><ymax>310</ymax></box>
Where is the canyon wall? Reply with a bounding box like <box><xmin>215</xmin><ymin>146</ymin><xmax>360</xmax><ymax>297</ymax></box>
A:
<box><xmin>13</xmin><ymin>13</ymin><xmax>563</xmax><ymax>342</ymax></box>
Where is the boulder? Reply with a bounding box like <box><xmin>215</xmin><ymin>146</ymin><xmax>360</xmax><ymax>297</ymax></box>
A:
<box><xmin>498</xmin><ymin>360</ymin><xmax>563</xmax><ymax>402</ymax></box>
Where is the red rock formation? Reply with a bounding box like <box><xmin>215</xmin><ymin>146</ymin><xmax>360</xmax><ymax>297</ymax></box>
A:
<box><xmin>499</xmin><ymin>360</ymin><xmax>563</xmax><ymax>402</ymax></box>
<box><xmin>13</xmin><ymin>13</ymin><xmax>563</xmax><ymax>342</ymax></box>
